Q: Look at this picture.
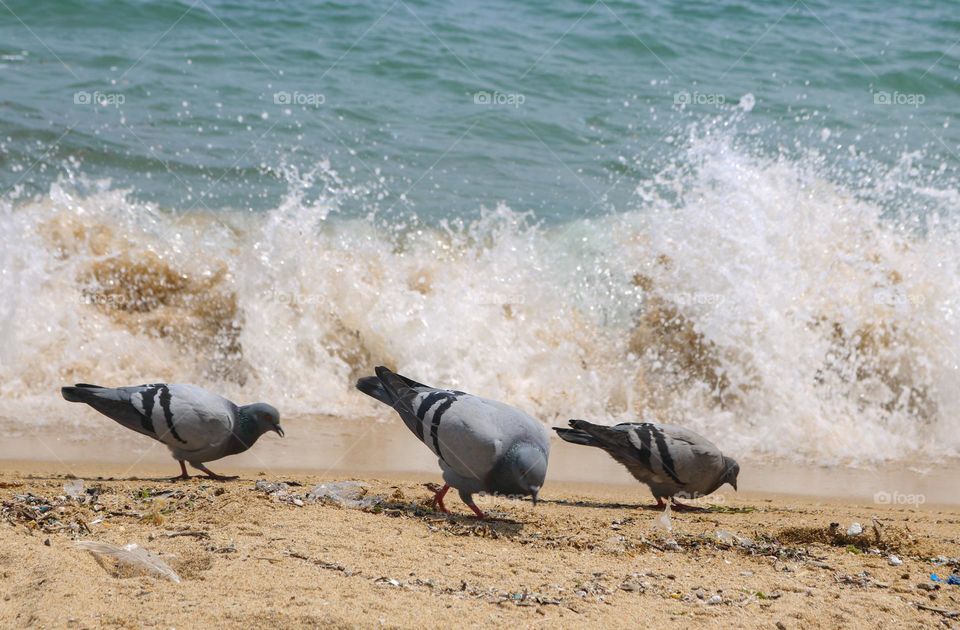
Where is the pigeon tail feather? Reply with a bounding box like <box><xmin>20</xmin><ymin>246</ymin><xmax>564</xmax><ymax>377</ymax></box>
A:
<box><xmin>374</xmin><ymin>366</ymin><xmax>429</xmax><ymax>391</ymax></box>
<box><xmin>355</xmin><ymin>376</ymin><xmax>394</xmax><ymax>405</ymax></box>
<box><xmin>61</xmin><ymin>384</ymin><xmax>106</xmax><ymax>403</ymax></box>
<box><xmin>368</xmin><ymin>366</ymin><xmax>435</xmax><ymax>442</ymax></box>
<box><xmin>373</xmin><ymin>366</ymin><xmax>437</xmax><ymax>404</ymax></box>
<box><xmin>565</xmin><ymin>419</ymin><xmax>626</xmax><ymax>448</ymax></box>
<box><xmin>61</xmin><ymin>383</ymin><xmax>155</xmax><ymax>438</ymax></box>
<box><xmin>554</xmin><ymin>426</ymin><xmax>599</xmax><ymax>447</ymax></box>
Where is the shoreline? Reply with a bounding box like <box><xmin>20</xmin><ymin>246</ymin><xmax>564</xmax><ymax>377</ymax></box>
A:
<box><xmin>4</xmin><ymin>414</ymin><xmax>958</xmax><ymax>507</ymax></box>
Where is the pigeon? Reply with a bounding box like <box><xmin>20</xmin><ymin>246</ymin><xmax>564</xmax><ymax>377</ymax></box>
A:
<box><xmin>356</xmin><ymin>366</ymin><xmax>549</xmax><ymax>518</ymax></box>
<box><xmin>554</xmin><ymin>419</ymin><xmax>738</xmax><ymax>509</ymax></box>
<box><xmin>61</xmin><ymin>383</ymin><xmax>283</xmax><ymax>480</ymax></box>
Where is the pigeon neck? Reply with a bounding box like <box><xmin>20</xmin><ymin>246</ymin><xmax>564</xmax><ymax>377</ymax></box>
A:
<box><xmin>225</xmin><ymin>407</ymin><xmax>268</xmax><ymax>456</ymax></box>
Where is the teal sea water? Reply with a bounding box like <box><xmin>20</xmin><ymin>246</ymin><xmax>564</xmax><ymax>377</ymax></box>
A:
<box><xmin>1</xmin><ymin>1</ymin><xmax>959</xmax><ymax>465</ymax></box>
<box><xmin>2</xmin><ymin>0</ymin><xmax>957</xmax><ymax>216</ymax></box>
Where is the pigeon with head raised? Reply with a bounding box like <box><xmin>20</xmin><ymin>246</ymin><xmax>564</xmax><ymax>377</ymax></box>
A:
<box><xmin>61</xmin><ymin>382</ymin><xmax>283</xmax><ymax>480</ymax></box>
<box><xmin>356</xmin><ymin>366</ymin><xmax>549</xmax><ymax>519</ymax></box>
<box><xmin>555</xmin><ymin>419</ymin><xmax>738</xmax><ymax>509</ymax></box>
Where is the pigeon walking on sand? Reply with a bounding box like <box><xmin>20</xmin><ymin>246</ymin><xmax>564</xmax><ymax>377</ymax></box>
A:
<box><xmin>555</xmin><ymin>419</ymin><xmax>738</xmax><ymax>509</ymax></box>
<box><xmin>356</xmin><ymin>366</ymin><xmax>550</xmax><ymax>519</ymax></box>
<box><xmin>61</xmin><ymin>383</ymin><xmax>283</xmax><ymax>480</ymax></box>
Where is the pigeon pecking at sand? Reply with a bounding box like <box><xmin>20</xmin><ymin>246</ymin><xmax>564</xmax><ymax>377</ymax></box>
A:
<box><xmin>61</xmin><ymin>383</ymin><xmax>283</xmax><ymax>480</ymax></box>
<box><xmin>555</xmin><ymin>419</ymin><xmax>738</xmax><ymax>509</ymax></box>
<box><xmin>356</xmin><ymin>366</ymin><xmax>550</xmax><ymax>519</ymax></box>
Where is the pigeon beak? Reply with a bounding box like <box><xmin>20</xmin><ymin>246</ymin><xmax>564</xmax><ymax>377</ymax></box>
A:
<box><xmin>274</xmin><ymin>426</ymin><xmax>285</xmax><ymax>438</ymax></box>
<box><xmin>731</xmin><ymin>480</ymin><xmax>738</xmax><ymax>491</ymax></box>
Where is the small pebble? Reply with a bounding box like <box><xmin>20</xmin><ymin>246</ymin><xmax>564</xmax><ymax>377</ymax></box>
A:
<box><xmin>847</xmin><ymin>523</ymin><xmax>863</xmax><ymax>536</ymax></box>
<box><xmin>43</xmin><ymin>539</ymin><xmax>51</xmax><ymax>547</ymax></box>
<box><xmin>887</xmin><ymin>555</ymin><xmax>902</xmax><ymax>566</ymax></box>
<box><xmin>706</xmin><ymin>594</ymin><xmax>722</xmax><ymax>605</ymax></box>
<box><xmin>776</xmin><ymin>623</ymin><xmax>787</xmax><ymax>630</ymax></box>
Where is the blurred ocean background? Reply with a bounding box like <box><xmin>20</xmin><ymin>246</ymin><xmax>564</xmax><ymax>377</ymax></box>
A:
<box><xmin>1</xmin><ymin>0</ymin><xmax>959</xmax><ymax>465</ymax></box>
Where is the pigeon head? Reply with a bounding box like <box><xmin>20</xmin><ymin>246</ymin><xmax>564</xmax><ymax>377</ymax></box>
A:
<box><xmin>240</xmin><ymin>402</ymin><xmax>284</xmax><ymax>438</ymax></box>
<box><xmin>490</xmin><ymin>442</ymin><xmax>548</xmax><ymax>504</ymax></box>
<box><xmin>721</xmin><ymin>456</ymin><xmax>739</xmax><ymax>491</ymax></box>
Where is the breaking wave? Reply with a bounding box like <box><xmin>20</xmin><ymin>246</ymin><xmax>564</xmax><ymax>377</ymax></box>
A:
<box><xmin>2</xmin><ymin>128</ymin><xmax>958</xmax><ymax>466</ymax></box>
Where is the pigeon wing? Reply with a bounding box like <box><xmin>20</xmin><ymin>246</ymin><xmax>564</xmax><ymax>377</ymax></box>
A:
<box><xmin>430</xmin><ymin>395</ymin><xmax>505</xmax><ymax>483</ymax></box>
<box><xmin>130</xmin><ymin>384</ymin><xmax>235</xmax><ymax>453</ymax></box>
<box><xmin>370</xmin><ymin>366</ymin><xmax>460</xmax><ymax>447</ymax></box>
<box><xmin>653</xmin><ymin>424</ymin><xmax>726</xmax><ymax>495</ymax></box>
<box><xmin>567</xmin><ymin>420</ymin><xmax>685</xmax><ymax>488</ymax></box>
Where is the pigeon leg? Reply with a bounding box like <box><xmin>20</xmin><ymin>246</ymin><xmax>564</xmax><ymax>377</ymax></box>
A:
<box><xmin>192</xmin><ymin>463</ymin><xmax>238</xmax><ymax>481</ymax></box>
<box><xmin>431</xmin><ymin>484</ymin><xmax>451</xmax><ymax>513</ymax></box>
<box><xmin>170</xmin><ymin>461</ymin><xmax>191</xmax><ymax>481</ymax></box>
<box><xmin>653</xmin><ymin>497</ymin><xmax>667</xmax><ymax>509</ymax></box>
<box><xmin>466</xmin><ymin>502</ymin><xmax>487</xmax><ymax>520</ymax></box>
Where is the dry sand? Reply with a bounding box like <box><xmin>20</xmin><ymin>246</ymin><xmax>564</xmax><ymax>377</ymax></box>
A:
<box><xmin>2</xmin><ymin>457</ymin><xmax>959</xmax><ymax>629</ymax></box>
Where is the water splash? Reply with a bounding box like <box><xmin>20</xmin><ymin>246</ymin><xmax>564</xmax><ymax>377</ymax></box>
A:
<box><xmin>2</xmin><ymin>129</ymin><xmax>958</xmax><ymax>465</ymax></box>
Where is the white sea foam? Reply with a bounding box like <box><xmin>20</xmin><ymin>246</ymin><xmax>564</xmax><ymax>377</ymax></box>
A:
<box><xmin>1</xmin><ymin>132</ymin><xmax>958</xmax><ymax>465</ymax></box>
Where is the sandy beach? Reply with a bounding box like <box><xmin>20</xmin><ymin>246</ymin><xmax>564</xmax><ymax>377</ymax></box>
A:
<box><xmin>2</xmin><ymin>430</ymin><xmax>959</xmax><ymax>629</ymax></box>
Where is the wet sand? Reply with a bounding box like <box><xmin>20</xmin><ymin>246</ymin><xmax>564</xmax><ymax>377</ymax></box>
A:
<box><xmin>2</xmin><ymin>418</ymin><xmax>959</xmax><ymax>628</ymax></box>
<box><xmin>5</xmin><ymin>414</ymin><xmax>958</xmax><ymax>505</ymax></box>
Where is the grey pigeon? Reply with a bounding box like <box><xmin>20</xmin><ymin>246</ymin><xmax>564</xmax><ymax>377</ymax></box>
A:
<box><xmin>61</xmin><ymin>383</ymin><xmax>283</xmax><ymax>480</ymax></box>
<box><xmin>555</xmin><ymin>419</ymin><xmax>738</xmax><ymax>509</ymax></box>
<box><xmin>356</xmin><ymin>366</ymin><xmax>549</xmax><ymax>518</ymax></box>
